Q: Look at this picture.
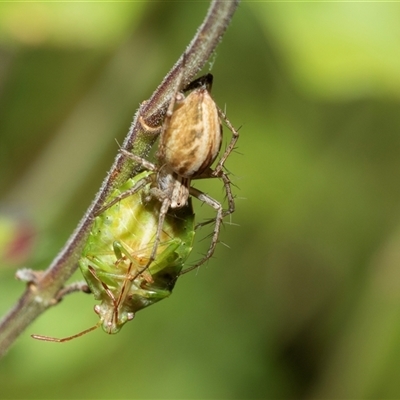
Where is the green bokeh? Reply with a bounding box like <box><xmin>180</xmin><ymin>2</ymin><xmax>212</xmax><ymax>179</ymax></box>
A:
<box><xmin>2</xmin><ymin>1</ymin><xmax>400</xmax><ymax>399</ymax></box>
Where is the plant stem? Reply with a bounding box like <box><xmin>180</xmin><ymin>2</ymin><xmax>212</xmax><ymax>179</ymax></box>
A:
<box><xmin>0</xmin><ymin>0</ymin><xmax>239</xmax><ymax>358</ymax></box>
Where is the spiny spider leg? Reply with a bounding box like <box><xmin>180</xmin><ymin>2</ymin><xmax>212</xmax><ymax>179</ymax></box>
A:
<box><xmin>220</xmin><ymin>170</ymin><xmax>236</xmax><ymax>218</ymax></box>
<box><xmin>180</xmin><ymin>188</ymin><xmax>224</xmax><ymax>275</ymax></box>
<box><xmin>94</xmin><ymin>171</ymin><xmax>152</xmax><ymax>217</ymax></box>
<box><xmin>213</xmin><ymin>108</ymin><xmax>240</xmax><ymax>176</ymax></box>
<box><xmin>194</xmin><ymin>169</ymin><xmax>235</xmax><ymax>230</ymax></box>
<box><xmin>142</xmin><ymin>196</ymin><xmax>171</xmax><ymax>272</ymax></box>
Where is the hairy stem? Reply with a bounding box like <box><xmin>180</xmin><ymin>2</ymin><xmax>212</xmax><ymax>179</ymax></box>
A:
<box><xmin>0</xmin><ymin>0</ymin><xmax>239</xmax><ymax>358</ymax></box>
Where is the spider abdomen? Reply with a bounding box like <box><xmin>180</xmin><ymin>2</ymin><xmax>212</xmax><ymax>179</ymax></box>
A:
<box><xmin>160</xmin><ymin>88</ymin><xmax>222</xmax><ymax>178</ymax></box>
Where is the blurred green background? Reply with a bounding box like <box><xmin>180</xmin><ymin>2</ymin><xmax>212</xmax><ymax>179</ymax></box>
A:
<box><xmin>2</xmin><ymin>1</ymin><xmax>400</xmax><ymax>398</ymax></box>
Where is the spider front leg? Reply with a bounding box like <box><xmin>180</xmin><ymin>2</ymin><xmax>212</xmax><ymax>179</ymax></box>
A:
<box><xmin>95</xmin><ymin>171</ymin><xmax>152</xmax><ymax>217</ymax></box>
<box><xmin>120</xmin><ymin>149</ymin><xmax>158</xmax><ymax>172</ymax></box>
<box><xmin>140</xmin><ymin>196</ymin><xmax>171</xmax><ymax>273</ymax></box>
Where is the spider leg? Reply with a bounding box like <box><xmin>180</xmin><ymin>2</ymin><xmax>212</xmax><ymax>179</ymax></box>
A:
<box><xmin>120</xmin><ymin>149</ymin><xmax>158</xmax><ymax>171</ymax></box>
<box><xmin>220</xmin><ymin>170</ymin><xmax>235</xmax><ymax>218</ymax></box>
<box><xmin>150</xmin><ymin>197</ymin><xmax>170</xmax><ymax>267</ymax></box>
<box><xmin>180</xmin><ymin>187</ymin><xmax>224</xmax><ymax>275</ymax></box>
<box><xmin>213</xmin><ymin>107</ymin><xmax>239</xmax><ymax>176</ymax></box>
<box><xmin>129</xmin><ymin>196</ymin><xmax>171</xmax><ymax>280</ymax></box>
<box><xmin>95</xmin><ymin>173</ymin><xmax>152</xmax><ymax>217</ymax></box>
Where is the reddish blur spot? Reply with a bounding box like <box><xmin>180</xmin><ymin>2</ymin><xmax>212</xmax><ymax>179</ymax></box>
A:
<box><xmin>0</xmin><ymin>216</ymin><xmax>36</xmax><ymax>266</ymax></box>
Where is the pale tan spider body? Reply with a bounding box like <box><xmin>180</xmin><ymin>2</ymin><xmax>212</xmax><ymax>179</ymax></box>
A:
<box><xmin>158</xmin><ymin>87</ymin><xmax>222</xmax><ymax>178</ymax></box>
<box><xmin>111</xmin><ymin>73</ymin><xmax>238</xmax><ymax>274</ymax></box>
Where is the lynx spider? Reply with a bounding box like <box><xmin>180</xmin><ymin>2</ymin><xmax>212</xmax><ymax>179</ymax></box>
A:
<box><xmin>106</xmin><ymin>72</ymin><xmax>239</xmax><ymax>276</ymax></box>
